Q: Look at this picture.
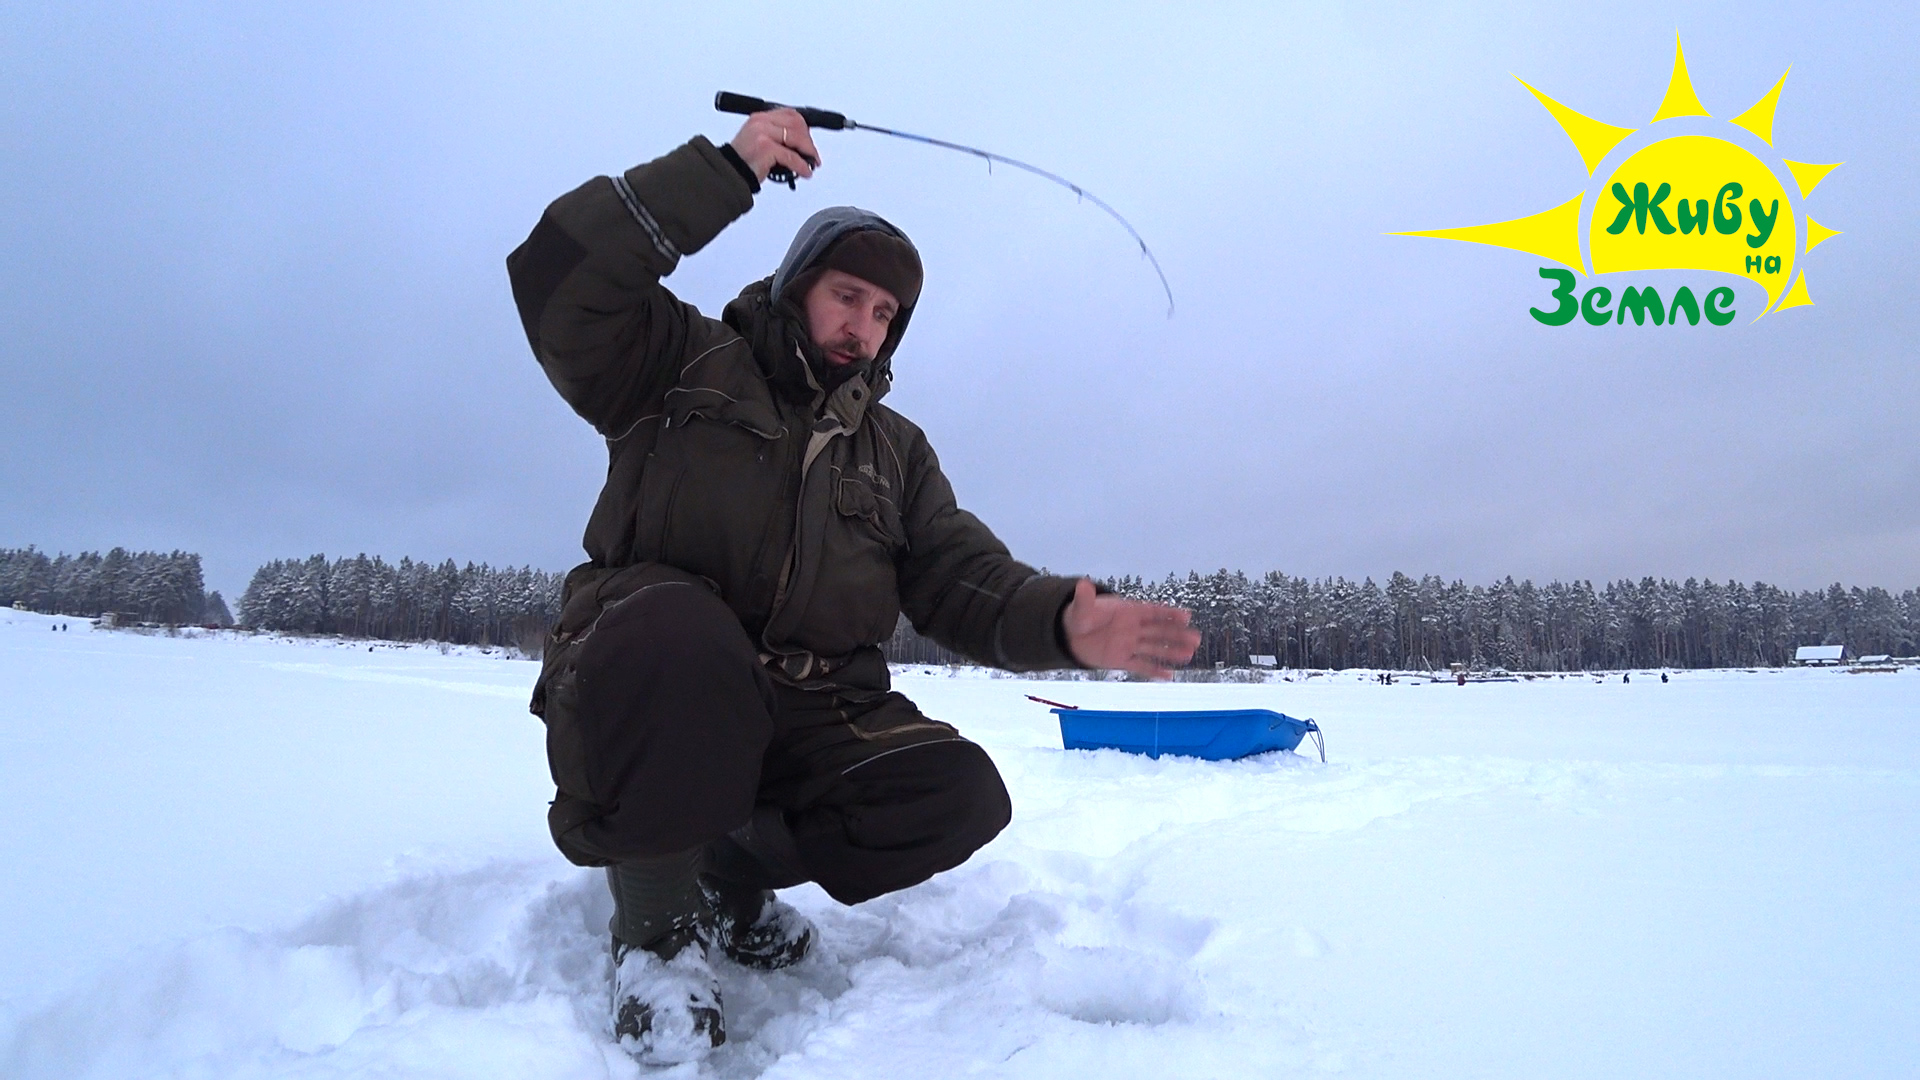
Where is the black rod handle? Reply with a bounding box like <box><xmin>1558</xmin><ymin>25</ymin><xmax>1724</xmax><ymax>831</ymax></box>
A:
<box><xmin>714</xmin><ymin>91</ymin><xmax>848</xmax><ymax>131</ymax></box>
<box><xmin>714</xmin><ymin>91</ymin><xmax>773</xmax><ymax>115</ymax></box>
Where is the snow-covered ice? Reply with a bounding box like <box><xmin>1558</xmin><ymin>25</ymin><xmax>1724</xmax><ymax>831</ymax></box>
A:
<box><xmin>1</xmin><ymin>605</ymin><xmax>1915</xmax><ymax>1078</ymax></box>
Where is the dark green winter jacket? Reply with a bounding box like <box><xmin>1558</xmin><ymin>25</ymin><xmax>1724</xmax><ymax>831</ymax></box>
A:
<box><xmin>507</xmin><ymin>136</ymin><xmax>1081</xmax><ymax>696</ymax></box>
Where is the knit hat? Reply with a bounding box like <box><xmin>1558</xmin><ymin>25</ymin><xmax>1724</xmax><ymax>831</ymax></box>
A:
<box><xmin>813</xmin><ymin>228</ymin><xmax>923</xmax><ymax>309</ymax></box>
<box><xmin>770</xmin><ymin>207</ymin><xmax>922</xmax><ymax>313</ymax></box>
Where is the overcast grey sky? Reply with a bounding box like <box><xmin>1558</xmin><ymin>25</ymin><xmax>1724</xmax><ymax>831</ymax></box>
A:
<box><xmin>4</xmin><ymin>0</ymin><xmax>1915</xmax><ymax>602</ymax></box>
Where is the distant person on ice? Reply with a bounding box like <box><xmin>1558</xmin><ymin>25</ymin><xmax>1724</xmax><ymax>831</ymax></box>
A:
<box><xmin>506</xmin><ymin>108</ymin><xmax>1201</xmax><ymax>1063</ymax></box>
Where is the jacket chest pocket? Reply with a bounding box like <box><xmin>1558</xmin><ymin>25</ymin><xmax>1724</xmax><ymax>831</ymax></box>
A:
<box><xmin>834</xmin><ymin>475</ymin><xmax>907</xmax><ymax>553</ymax></box>
<box><xmin>636</xmin><ymin>392</ymin><xmax>790</xmax><ymax>563</ymax></box>
<box><xmin>663</xmin><ymin>391</ymin><xmax>788</xmax><ymax>442</ymax></box>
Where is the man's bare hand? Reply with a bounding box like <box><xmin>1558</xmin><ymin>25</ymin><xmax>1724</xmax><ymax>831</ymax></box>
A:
<box><xmin>729</xmin><ymin>107</ymin><xmax>819</xmax><ymax>183</ymax></box>
<box><xmin>1062</xmin><ymin>578</ymin><xmax>1201</xmax><ymax>680</ymax></box>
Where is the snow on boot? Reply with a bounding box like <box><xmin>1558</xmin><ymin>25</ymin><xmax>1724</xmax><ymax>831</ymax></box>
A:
<box><xmin>611</xmin><ymin>931</ymin><xmax>724</xmax><ymax>1064</ymax></box>
<box><xmin>606</xmin><ymin>850</ymin><xmax>724</xmax><ymax>1063</ymax></box>
<box><xmin>701</xmin><ymin>876</ymin><xmax>815</xmax><ymax>970</ymax></box>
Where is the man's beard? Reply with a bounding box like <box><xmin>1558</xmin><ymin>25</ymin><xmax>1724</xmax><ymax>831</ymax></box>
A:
<box><xmin>810</xmin><ymin>336</ymin><xmax>873</xmax><ymax>391</ymax></box>
<box><xmin>821</xmin><ymin>337</ymin><xmax>870</xmax><ymax>366</ymax></box>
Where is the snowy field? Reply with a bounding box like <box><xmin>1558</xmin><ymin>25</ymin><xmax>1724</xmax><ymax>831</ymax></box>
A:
<box><xmin>1</xmin><ymin>606</ymin><xmax>1916</xmax><ymax>1079</ymax></box>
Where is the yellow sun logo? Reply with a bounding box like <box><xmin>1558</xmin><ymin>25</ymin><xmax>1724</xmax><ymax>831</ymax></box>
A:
<box><xmin>1396</xmin><ymin>35</ymin><xmax>1842</xmax><ymax>324</ymax></box>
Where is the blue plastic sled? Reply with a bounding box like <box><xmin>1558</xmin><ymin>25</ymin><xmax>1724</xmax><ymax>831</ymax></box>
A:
<box><xmin>1043</xmin><ymin>703</ymin><xmax>1324</xmax><ymax>762</ymax></box>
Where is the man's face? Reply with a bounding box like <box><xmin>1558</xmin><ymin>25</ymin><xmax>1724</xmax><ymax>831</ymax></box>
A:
<box><xmin>802</xmin><ymin>269</ymin><xmax>899</xmax><ymax>368</ymax></box>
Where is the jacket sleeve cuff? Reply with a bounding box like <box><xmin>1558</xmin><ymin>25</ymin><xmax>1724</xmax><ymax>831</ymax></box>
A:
<box><xmin>616</xmin><ymin>136</ymin><xmax>756</xmax><ymax>267</ymax></box>
<box><xmin>716</xmin><ymin>143</ymin><xmax>762</xmax><ymax>194</ymax></box>
<box><xmin>993</xmin><ymin>574</ymin><xmax>1084</xmax><ymax>671</ymax></box>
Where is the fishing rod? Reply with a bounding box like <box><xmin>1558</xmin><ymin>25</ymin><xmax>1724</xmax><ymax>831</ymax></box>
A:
<box><xmin>715</xmin><ymin>91</ymin><xmax>1175</xmax><ymax>317</ymax></box>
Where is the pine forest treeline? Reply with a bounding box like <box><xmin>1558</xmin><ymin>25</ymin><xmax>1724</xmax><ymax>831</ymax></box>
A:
<box><xmin>1</xmin><ymin>547</ymin><xmax>218</xmax><ymax>625</ymax></box>
<box><xmin>1094</xmin><ymin>571</ymin><xmax>1919</xmax><ymax>672</ymax></box>
<box><xmin>237</xmin><ymin>554</ymin><xmax>563</xmax><ymax>648</ymax></box>
<box><xmin>11</xmin><ymin>544</ymin><xmax>1917</xmax><ymax>670</ymax></box>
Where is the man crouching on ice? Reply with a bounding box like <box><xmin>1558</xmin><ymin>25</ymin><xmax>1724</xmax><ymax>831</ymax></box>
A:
<box><xmin>506</xmin><ymin>108</ymin><xmax>1201</xmax><ymax>1064</ymax></box>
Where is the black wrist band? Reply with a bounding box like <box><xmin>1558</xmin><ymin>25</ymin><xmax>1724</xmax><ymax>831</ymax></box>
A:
<box><xmin>717</xmin><ymin>143</ymin><xmax>761</xmax><ymax>195</ymax></box>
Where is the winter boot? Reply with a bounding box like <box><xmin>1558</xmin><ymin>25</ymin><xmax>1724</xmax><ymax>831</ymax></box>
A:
<box><xmin>607</xmin><ymin>850</ymin><xmax>724</xmax><ymax>1063</ymax></box>
<box><xmin>699</xmin><ymin>876</ymin><xmax>816</xmax><ymax>970</ymax></box>
<box><xmin>701</xmin><ymin>807</ymin><xmax>817</xmax><ymax>970</ymax></box>
<box><xmin>611</xmin><ymin>930</ymin><xmax>724</xmax><ymax>1063</ymax></box>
